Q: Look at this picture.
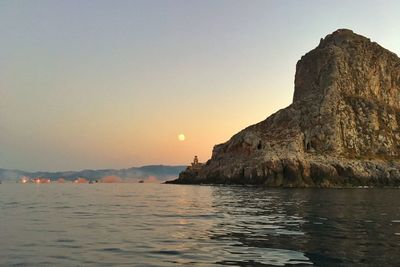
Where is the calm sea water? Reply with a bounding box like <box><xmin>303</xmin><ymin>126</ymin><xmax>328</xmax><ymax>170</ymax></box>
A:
<box><xmin>0</xmin><ymin>184</ymin><xmax>399</xmax><ymax>266</ymax></box>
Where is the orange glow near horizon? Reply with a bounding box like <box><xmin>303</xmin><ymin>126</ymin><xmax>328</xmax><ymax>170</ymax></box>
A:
<box><xmin>100</xmin><ymin>175</ymin><xmax>122</xmax><ymax>183</ymax></box>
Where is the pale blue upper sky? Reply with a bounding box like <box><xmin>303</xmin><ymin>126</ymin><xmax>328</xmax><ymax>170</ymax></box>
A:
<box><xmin>1</xmin><ymin>0</ymin><xmax>399</xmax><ymax>171</ymax></box>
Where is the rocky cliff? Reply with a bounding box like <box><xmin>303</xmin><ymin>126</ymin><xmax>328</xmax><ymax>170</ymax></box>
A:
<box><xmin>171</xmin><ymin>29</ymin><xmax>400</xmax><ymax>187</ymax></box>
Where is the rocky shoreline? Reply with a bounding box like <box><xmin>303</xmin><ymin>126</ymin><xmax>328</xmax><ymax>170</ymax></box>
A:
<box><xmin>169</xmin><ymin>29</ymin><xmax>400</xmax><ymax>187</ymax></box>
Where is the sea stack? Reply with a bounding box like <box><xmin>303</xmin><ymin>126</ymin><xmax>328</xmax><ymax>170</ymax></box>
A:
<box><xmin>171</xmin><ymin>29</ymin><xmax>400</xmax><ymax>187</ymax></box>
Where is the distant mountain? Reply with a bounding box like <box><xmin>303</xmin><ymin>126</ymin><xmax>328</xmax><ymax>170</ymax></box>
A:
<box><xmin>0</xmin><ymin>165</ymin><xmax>187</xmax><ymax>183</ymax></box>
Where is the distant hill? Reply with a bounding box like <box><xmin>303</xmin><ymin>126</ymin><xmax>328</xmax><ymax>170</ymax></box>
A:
<box><xmin>0</xmin><ymin>165</ymin><xmax>187</xmax><ymax>183</ymax></box>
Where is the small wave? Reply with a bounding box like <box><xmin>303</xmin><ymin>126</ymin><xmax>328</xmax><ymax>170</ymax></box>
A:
<box><xmin>56</xmin><ymin>239</ymin><xmax>75</xmax><ymax>243</ymax></box>
<box><xmin>152</xmin><ymin>250</ymin><xmax>182</xmax><ymax>255</ymax></box>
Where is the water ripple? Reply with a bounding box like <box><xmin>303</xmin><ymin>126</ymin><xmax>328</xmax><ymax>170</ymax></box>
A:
<box><xmin>0</xmin><ymin>184</ymin><xmax>399</xmax><ymax>266</ymax></box>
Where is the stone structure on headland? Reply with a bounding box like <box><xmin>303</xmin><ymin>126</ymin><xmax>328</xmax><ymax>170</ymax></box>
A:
<box><xmin>168</xmin><ymin>29</ymin><xmax>400</xmax><ymax>187</ymax></box>
<box><xmin>189</xmin><ymin>155</ymin><xmax>203</xmax><ymax>171</ymax></box>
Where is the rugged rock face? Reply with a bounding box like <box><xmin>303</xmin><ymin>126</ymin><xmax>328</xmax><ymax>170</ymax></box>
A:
<box><xmin>171</xmin><ymin>29</ymin><xmax>400</xmax><ymax>187</ymax></box>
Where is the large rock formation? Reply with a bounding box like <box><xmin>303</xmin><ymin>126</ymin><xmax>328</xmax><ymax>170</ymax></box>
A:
<box><xmin>171</xmin><ymin>29</ymin><xmax>400</xmax><ymax>187</ymax></box>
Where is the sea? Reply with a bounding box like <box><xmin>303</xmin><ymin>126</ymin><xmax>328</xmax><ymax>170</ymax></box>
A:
<box><xmin>0</xmin><ymin>183</ymin><xmax>399</xmax><ymax>266</ymax></box>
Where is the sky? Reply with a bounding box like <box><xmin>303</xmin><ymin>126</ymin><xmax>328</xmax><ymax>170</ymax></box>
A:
<box><xmin>1</xmin><ymin>0</ymin><xmax>399</xmax><ymax>171</ymax></box>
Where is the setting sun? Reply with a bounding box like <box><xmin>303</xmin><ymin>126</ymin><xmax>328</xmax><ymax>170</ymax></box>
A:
<box><xmin>178</xmin><ymin>134</ymin><xmax>186</xmax><ymax>141</ymax></box>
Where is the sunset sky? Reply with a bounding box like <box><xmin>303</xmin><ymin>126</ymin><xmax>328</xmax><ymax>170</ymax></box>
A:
<box><xmin>1</xmin><ymin>0</ymin><xmax>399</xmax><ymax>171</ymax></box>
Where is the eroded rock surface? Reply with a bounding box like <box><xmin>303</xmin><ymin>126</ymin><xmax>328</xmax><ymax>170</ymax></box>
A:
<box><xmin>170</xmin><ymin>29</ymin><xmax>400</xmax><ymax>187</ymax></box>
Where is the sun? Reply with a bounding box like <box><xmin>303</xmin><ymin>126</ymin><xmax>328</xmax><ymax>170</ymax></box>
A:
<box><xmin>178</xmin><ymin>134</ymin><xmax>186</xmax><ymax>141</ymax></box>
